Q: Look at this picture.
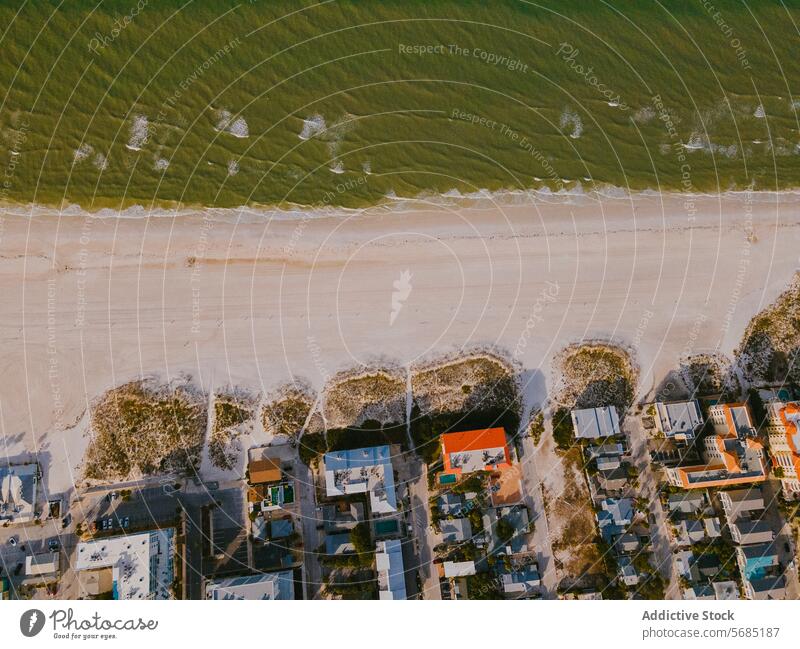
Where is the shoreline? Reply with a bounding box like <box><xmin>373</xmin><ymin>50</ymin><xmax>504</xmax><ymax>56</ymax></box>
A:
<box><xmin>1</xmin><ymin>191</ymin><xmax>799</xmax><ymax>495</ymax></box>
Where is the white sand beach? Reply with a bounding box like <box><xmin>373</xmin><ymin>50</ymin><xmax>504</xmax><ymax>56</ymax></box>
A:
<box><xmin>1</xmin><ymin>191</ymin><xmax>799</xmax><ymax>494</ymax></box>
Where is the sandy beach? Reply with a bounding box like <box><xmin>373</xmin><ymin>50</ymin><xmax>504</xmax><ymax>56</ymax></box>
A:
<box><xmin>1</xmin><ymin>191</ymin><xmax>799</xmax><ymax>494</ymax></box>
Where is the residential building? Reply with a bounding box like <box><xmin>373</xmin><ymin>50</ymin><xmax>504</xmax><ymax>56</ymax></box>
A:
<box><xmin>325</xmin><ymin>533</ymin><xmax>354</xmax><ymax>555</ymax></box>
<box><xmin>729</xmin><ymin>518</ymin><xmax>774</xmax><ymax>545</ymax></box>
<box><xmin>666</xmin><ymin>403</ymin><xmax>767</xmax><ymax>489</ymax></box>
<box><xmin>719</xmin><ymin>488</ymin><xmax>765</xmax><ymax>519</ymax></box>
<box><xmin>376</xmin><ymin>539</ymin><xmax>407</xmax><ymax>600</ymax></box>
<box><xmin>652</xmin><ymin>400</ymin><xmax>704</xmax><ymax>441</ymax></box>
<box><xmin>74</xmin><ymin>529</ymin><xmax>175</xmax><ymax>600</ymax></box>
<box><xmin>0</xmin><ymin>462</ymin><xmax>38</xmax><ymax>524</ymax></box>
<box><xmin>205</xmin><ymin>571</ymin><xmax>294</xmax><ymax>600</ymax></box>
<box><xmin>683</xmin><ymin>581</ymin><xmax>738</xmax><ymax>600</ymax></box>
<box><xmin>736</xmin><ymin>543</ymin><xmax>787</xmax><ymax>600</ymax></box>
<box><xmin>25</xmin><ymin>552</ymin><xmax>59</xmax><ymax>580</ymax></box>
<box><xmin>440</xmin><ymin>518</ymin><xmax>472</xmax><ymax>544</ymax></box>
<box><xmin>618</xmin><ymin>555</ymin><xmax>639</xmax><ymax>586</ymax></box>
<box><xmin>323</xmin><ymin>445</ymin><xmax>397</xmax><ymax>514</ymax></box>
<box><xmin>442</xmin><ymin>561</ymin><xmax>476</xmax><ymax>578</ymax></box>
<box><xmin>323</xmin><ymin>502</ymin><xmax>365</xmax><ymax>532</ymax></box>
<box><xmin>501</xmin><ymin>565</ymin><xmax>540</xmax><ymax>596</ymax></box>
<box><xmin>248</xmin><ymin>457</ymin><xmax>282</xmax><ymax>484</ymax></box>
<box><xmin>766</xmin><ymin>401</ymin><xmax>800</xmax><ymax>497</ymax></box>
<box><xmin>596</xmin><ymin>497</ymin><xmax>633</xmax><ymax>542</ymax></box>
<box><xmin>248</xmin><ymin>482</ymin><xmax>295</xmax><ymax>513</ymax></box>
<box><xmin>571</xmin><ymin>406</ymin><xmax>621</xmax><ymax>440</ymax></box>
<box><xmin>439</xmin><ymin>428</ymin><xmax>512</xmax><ymax>478</ymax></box>
<box><xmin>667</xmin><ymin>492</ymin><xmax>705</xmax><ymax>515</ymax></box>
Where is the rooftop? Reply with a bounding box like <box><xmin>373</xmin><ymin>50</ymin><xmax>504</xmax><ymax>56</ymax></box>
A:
<box><xmin>0</xmin><ymin>463</ymin><xmax>38</xmax><ymax>524</ymax></box>
<box><xmin>248</xmin><ymin>457</ymin><xmax>282</xmax><ymax>484</ymax></box>
<box><xmin>205</xmin><ymin>571</ymin><xmax>294</xmax><ymax>600</ymax></box>
<box><xmin>654</xmin><ymin>400</ymin><xmax>703</xmax><ymax>438</ymax></box>
<box><xmin>376</xmin><ymin>539</ymin><xmax>407</xmax><ymax>600</ymax></box>
<box><xmin>324</xmin><ymin>445</ymin><xmax>397</xmax><ymax>515</ymax></box>
<box><xmin>440</xmin><ymin>428</ymin><xmax>511</xmax><ymax>476</ymax></box>
<box><xmin>75</xmin><ymin>529</ymin><xmax>175</xmax><ymax>600</ymax></box>
<box><xmin>571</xmin><ymin>406</ymin><xmax>621</xmax><ymax>440</ymax></box>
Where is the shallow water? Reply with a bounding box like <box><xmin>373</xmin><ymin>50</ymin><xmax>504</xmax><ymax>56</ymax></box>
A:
<box><xmin>1</xmin><ymin>0</ymin><xmax>799</xmax><ymax>211</ymax></box>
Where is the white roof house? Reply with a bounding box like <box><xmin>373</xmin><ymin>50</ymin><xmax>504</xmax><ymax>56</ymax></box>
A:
<box><xmin>376</xmin><ymin>539</ymin><xmax>407</xmax><ymax>600</ymax></box>
<box><xmin>205</xmin><ymin>571</ymin><xmax>294</xmax><ymax>600</ymax></box>
<box><xmin>443</xmin><ymin>561</ymin><xmax>476</xmax><ymax>578</ymax></box>
<box><xmin>75</xmin><ymin>529</ymin><xmax>175</xmax><ymax>600</ymax></box>
<box><xmin>25</xmin><ymin>552</ymin><xmax>59</xmax><ymax>578</ymax></box>
<box><xmin>324</xmin><ymin>446</ymin><xmax>397</xmax><ymax>514</ymax></box>
<box><xmin>0</xmin><ymin>463</ymin><xmax>38</xmax><ymax>524</ymax></box>
<box><xmin>571</xmin><ymin>407</ymin><xmax>621</xmax><ymax>440</ymax></box>
<box><xmin>654</xmin><ymin>400</ymin><xmax>703</xmax><ymax>440</ymax></box>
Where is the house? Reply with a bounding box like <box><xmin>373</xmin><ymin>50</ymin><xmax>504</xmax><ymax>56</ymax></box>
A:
<box><xmin>683</xmin><ymin>580</ymin><xmax>738</xmax><ymax>600</ymax></box>
<box><xmin>439</xmin><ymin>428</ymin><xmax>512</xmax><ymax>479</ymax></box>
<box><xmin>0</xmin><ymin>462</ymin><xmax>38</xmax><ymax>524</ymax></box>
<box><xmin>440</xmin><ymin>518</ymin><xmax>473</xmax><ymax>544</ymax></box>
<box><xmin>704</xmin><ymin>517</ymin><xmax>722</xmax><ymax>538</ymax></box>
<box><xmin>376</xmin><ymin>539</ymin><xmax>407</xmax><ymax>600</ymax></box>
<box><xmin>667</xmin><ymin>492</ymin><xmax>705</xmax><ymax>515</ymax></box>
<box><xmin>25</xmin><ymin>552</ymin><xmax>59</xmax><ymax>580</ymax></box>
<box><xmin>681</xmin><ymin>519</ymin><xmax>707</xmax><ymax>544</ymax></box>
<box><xmin>269</xmin><ymin>518</ymin><xmax>294</xmax><ymax>539</ymax></box>
<box><xmin>74</xmin><ymin>529</ymin><xmax>175</xmax><ymax>600</ymax></box>
<box><xmin>596</xmin><ymin>498</ymin><xmax>634</xmax><ymax>542</ymax></box>
<box><xmin>323</xmin><ymin>502</ymin><xmax>365</xmax><ymax>532</ymax></box>
<box><xmin>718</xmin><ymin>488</ymin><xmax>765</xmax><ymax>519</ymax></box>
<box><xmin>736</xmin><ymin>541</ymin><xmax>787</xmax><ymax>599</ymax></box>
<box><xmin>323</xmin><ymin>445</ymin><xmax>397</xmax><ymax>515</ymax></box>
<box><xmin>652</xmin><ymin>400</ymin><xmax>703</xmax><ymax>441</ymax></box>
<box><xmin>745</xmin><ymin>575</ymin><xmax>786</xmax><ymax>600</ymax></box>
<box><xmin>729</xmin><ymin>518</ymin><xmax>774</xmax><ymax>545</ymax></box>
<box><xmin>501</xmin><ymin>564</ymin><xmax>540</xmax><ymax>596</ymax></box>
<box><xmin>438</xmin><ymin>493</ymin><xmax>464</xmax><ymax>517</ymax></box>
<box><xmin>205</xmin><ymin>571</ymin><xmax>294</xmax><ymax>600</ymax></box>
<box><xmin>617</xmin><ymin>556</ymin><xmax>639</xmax><ymax>586</ymax></box>
<box><xmin>571</xmin><ymin>406</ymin><xmax>621</xmax><ymax>440</ymax></box>
<box><xmin>596</xmin><ymin>467</ymin><xmax>630</xmax><ymax>493</ymax></box>
<box><xmin>495</xmin><ymin>506</ymin><xmax>530</xmax><ymax>554</ymax></box>
<box><xmin>325</xmin><ymin>533</ymin><xmax>354</xmax><ymax>556</ymax></box>
<box><xmin>666</xmin><ymin>403</ymin><xmax>767</xmax><ymax>489</ymax></box>
<box><xmin>248</xmin><ymin>482</ymin><xmax>295</xmax><ymax>513</ymax></box>
<box><xmin>736</xmin><ymin>542</ymin><xmax>783</xmax><ymax>599</ymax></box>
<box><xmin>766</xmin><ymin>402</ymin><xmax>800</xmax><ymax>497</ymax></box>
<box><xmin>674</xmin><ymin>550</ymin><xmax>695</xmax><ymax>578</ymax></box>
<box><xmin>248</xmin><ymin>457</ymin><xmax>282</xmax><ymax>484</ymax></box>
<box><xmin>615</xmin><ymin>533</ymin><xmax>640</xmax><ymax>553</ymax></box>
<box><xmin>442</xmin><ymin>560</ymin><xmax>476</xmax><ymax>578</ymax></box>
<box><xmin>696</xmin><ymin>554</ymin><xmax>722</xmax><ymax>579</ymax></box>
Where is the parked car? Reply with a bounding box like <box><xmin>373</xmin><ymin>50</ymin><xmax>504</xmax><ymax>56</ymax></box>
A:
<box><xmin>48</xmin><ymin>539</ymin><xmax>60</xmax><ymax>551</ymax></box>
<box><xmin>7</xmin><ymin>537</ymin><xmax>17</xmax><ymax>547</ymax></box>
<box><xmin>121</xmin><ymin>517</ymin><xmax>130</xmax><ymax>529</ymax></box>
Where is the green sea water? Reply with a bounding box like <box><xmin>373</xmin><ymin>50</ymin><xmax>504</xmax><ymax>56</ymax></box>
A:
<box><xmin>1</xmin><ymin>0</ymin><xmax>799</xmax><ymax>210</ymax></box>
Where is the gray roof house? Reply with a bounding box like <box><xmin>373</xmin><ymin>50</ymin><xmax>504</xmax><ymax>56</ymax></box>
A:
<box><xmin>719</xmin><ymin>488</ymin><xmax>765</xmax><ymax>519</ymax></box>
<box><xmin>440</xmin><ymin>518</ymin><xmax>473</xmax><ymax>544</ymax></box>
<box><xmin>571</xmin><ymin>406</ymin><xmax>621</xmax><ymax>440</ymax></box>
<box><xmin>667</xmin><ymin>492</ymin><xmax>705</xmax><ymax>515</ymax></box>
<box><xmin>729</xmin><ymin>518</ymin><xmax>774</xmax><ymax>545</ymax></box>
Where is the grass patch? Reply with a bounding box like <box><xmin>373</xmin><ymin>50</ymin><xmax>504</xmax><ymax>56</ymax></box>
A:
<box><xmin>85</xmin><ymin>379</ymin><xmax>207</xmax><ymax>480</ymax></box>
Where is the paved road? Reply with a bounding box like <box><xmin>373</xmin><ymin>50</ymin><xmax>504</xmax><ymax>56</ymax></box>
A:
<box><xmin>406</xmin><ymin>462</ymin><xmax>440</xmax><ymax>599</ymax></box>
<box><xmin>517</xmin><ymin>434</ymin><xmax>558</xmax><ymax>598</ymax></box>
<box><xmin>296</xmin><ymin>459</ymin><xmax>322</xmax><ymax>600</ymax></box>
<box><xmin>628</xmin><ymin>416</ymin><xmax>679</xmax><ymax>599</ymax></box>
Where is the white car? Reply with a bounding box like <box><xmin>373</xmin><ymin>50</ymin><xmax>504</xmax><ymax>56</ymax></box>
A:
<box><xmin>8</xmin><ymin>537</ymin><xmax>17</xmax><ymax>547</ymax></box>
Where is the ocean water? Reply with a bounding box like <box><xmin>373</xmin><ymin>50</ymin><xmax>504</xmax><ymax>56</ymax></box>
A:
<box><xmin>1</xmin><ymin>0</ymin><xmax>799</xmax><ymax>211</ymax></box>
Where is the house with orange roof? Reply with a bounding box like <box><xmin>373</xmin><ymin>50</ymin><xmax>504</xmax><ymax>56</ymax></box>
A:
<box><xmin>766</xmin><ymin>401</ymin><xmax>800</xmax><ymax>497</ymax></box>
<box><xmin>439</xmin><ymin>428</ymin><xmax>512</xmax><ymax>481</ymax></box>
<box><xmin>665</xmin><ymin>403</ymin><xmax>767</xmax><ymax>489</ymax></box>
